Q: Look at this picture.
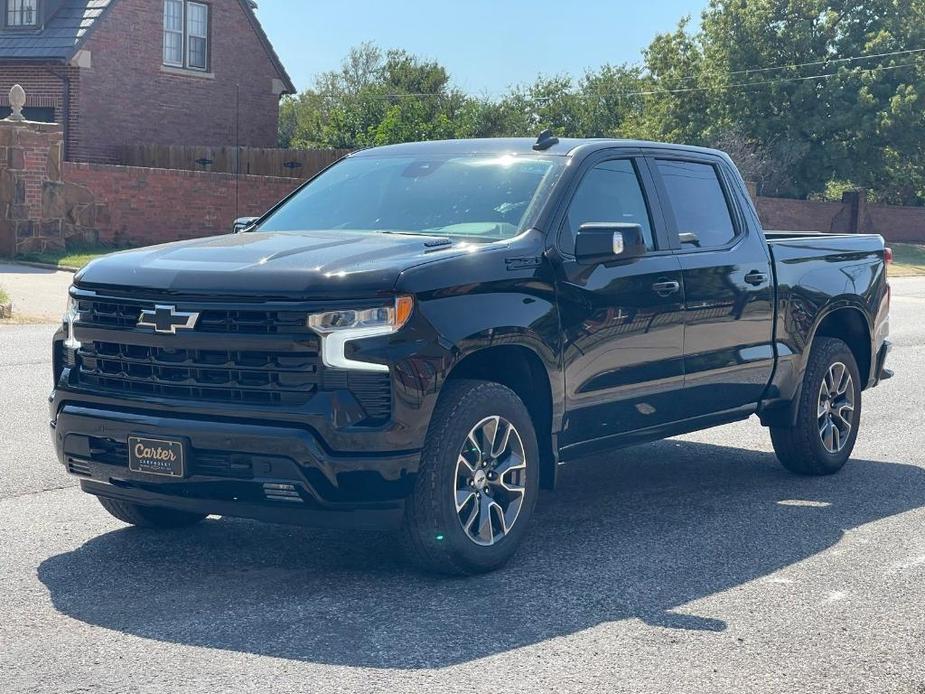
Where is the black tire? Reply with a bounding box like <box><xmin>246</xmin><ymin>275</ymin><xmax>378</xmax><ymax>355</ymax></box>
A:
<box><xmin>401</xmin><ymin>380</ymin><xmax>540</xmax><ymax>575</ymax></box>
<box><xmin>770</xmin><ymin>337</ymin><xmax>862</xmax><ymax>476</ymax></box>
<box><xmin>97</xmin><ymin>496</ymin><xmax>208</xmax><ymax>529</ymax></box>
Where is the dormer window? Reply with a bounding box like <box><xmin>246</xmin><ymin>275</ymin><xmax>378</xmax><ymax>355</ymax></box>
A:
<box><xmin>163</xmin><ymin>0</ymin><xmax>210</xmax><ymax>71</ymax></box>
<box><xmin>7</xmin><ymin>0</ymin><xmax>37</xmax><ymax>26</ymax></box>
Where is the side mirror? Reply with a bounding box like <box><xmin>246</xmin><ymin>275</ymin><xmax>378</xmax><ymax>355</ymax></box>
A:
<box><xmin>574</xmin><ymin>223</ymin><xmax>647</xmax><ymax>265</ymax></box>
<box><xmin>232</xmin><ymin>216</ymin><xmax>259</xmax><ymax>234</ymax></box>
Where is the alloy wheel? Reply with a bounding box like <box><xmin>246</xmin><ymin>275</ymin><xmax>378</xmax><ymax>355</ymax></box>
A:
<box><xmin>817</xmin><ymin>361</ymin><xmax>855</xmax><ymax>454</ymax></box>
<box><xmin>454</xmin><ymin>415</ymin><xmax>527</xmax><ymax>546</ymax></box>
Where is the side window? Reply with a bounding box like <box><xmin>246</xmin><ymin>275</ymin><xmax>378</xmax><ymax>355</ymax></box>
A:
<box><xmin>562</xmin><ymin>159</ymin><xmax>655</xmax><ymax>254</ymax></box>
<box><xmin>655</xmin><ymin>160</ymin><xmax>736</xmax><ymax>248</ymax></box>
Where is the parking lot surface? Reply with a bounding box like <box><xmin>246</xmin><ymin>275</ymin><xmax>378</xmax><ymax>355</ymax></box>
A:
<box><xmin>1</xmin><ymin>278</ymin><xmax>924</xmax><ymax>693</ymax></box>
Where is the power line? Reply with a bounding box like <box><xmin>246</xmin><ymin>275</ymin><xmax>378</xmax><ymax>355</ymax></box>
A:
<box><xmin>679</xmin><ymin>46</ymin><xmax>925</xmax><ymax>83</ymax></box>
<box><xmin>299</xmin><ymin>51</ymin><xmax>924</xmax><ymax>101</ymax></box>
<box><xmin>595</xmin><ymin>60</ymin><xmax>922</xmax><ymax>99</ymax></box>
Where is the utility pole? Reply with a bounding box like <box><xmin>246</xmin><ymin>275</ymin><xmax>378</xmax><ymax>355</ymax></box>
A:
<box><xmin>235</xmin><ymin>83</ymin><xmax>240</xmax><ymax>219</ymax></box>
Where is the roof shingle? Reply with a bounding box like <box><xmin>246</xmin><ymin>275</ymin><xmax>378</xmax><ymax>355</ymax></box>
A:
<box><xmin>0</xmin><ymin>0</ymin><xmax>113</xmax><ymax>61</ymax></box>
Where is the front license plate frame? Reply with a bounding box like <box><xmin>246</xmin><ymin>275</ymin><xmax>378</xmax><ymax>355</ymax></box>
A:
<box><xmin>127</xmin><ymin>435</ymin><xmax>187</xmax><ymax>478</ymax></box>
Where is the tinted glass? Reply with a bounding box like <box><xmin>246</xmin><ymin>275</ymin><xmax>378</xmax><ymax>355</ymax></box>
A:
<box><xmin>656</xmin><ymin>160</ymin><xmax>736</xmax><ymax>248</ymax></box>
<box><xmin>258</xmin><ymin>154</ymin><xmax>564</xmax><ymax>241</ymax></box>
<box><xmin>562</xmin><ymin>159</ymin><xmax>654</xmax><ymax>253</ymax></box>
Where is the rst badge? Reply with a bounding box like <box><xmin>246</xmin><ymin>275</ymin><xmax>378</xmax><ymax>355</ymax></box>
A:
<box><xmin>137</xmin><ymin>305</ymin><xmax>200</xmax><ymax>334</ymax></box>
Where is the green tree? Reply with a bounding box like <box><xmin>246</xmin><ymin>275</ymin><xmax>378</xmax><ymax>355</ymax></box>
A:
<box><xmin>282</xmin><ymin>6</ymin><xmax>925</xmax><ymax>204</ymax></box>
<box><xmin>696</xmin><ymin>0</ymin><xmax>925</xmax><ymax>200</ymax></box>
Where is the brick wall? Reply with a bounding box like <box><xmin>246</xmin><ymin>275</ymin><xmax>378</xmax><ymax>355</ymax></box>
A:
<box><xmin>866</xmin><ymin>205</ymin><xmax>925</xmax><ymax>243</ymax></box>
<box><xmin>754</xmin><ymin>191</ymin><xmax>925</xmax><ymax>243</ymax></box>
<box><xmin>77</xmin><ymin>0</ymin><xmax>286</xmax><ymax>163</ymax></box>
<box><xmin>4</xmin><ymin>117</ymin><xmax>925</xmax><ymax>258</ymax></box>
<box><xmin>61</xmin><ymin>161</ymin><xmax>301</xmax><ymax>246</ymax></box>
<box><xmin>755</xmin><ymin>197</ymin><xmax>853</xmax><ymax>234</ymax></box>
<box><xmin>0</xmin><ymin>65</ymin><xmax>80</xmax><ymax>157</ymax></box>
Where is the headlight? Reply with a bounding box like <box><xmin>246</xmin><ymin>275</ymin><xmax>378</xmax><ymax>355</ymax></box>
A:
<box><xmin>63</xmin><ymin>292</ymin><xmax>81</xmax><ymax>351</ymax></box>
<box><xmin>308</xmin><ymin>297</ymin><xmax>413</xmax><ymax>333</ymax></box>
<box><xmin>308</xmin><ymin>296</ymin><xmax>413</xmax><ymax>372</ymax></box>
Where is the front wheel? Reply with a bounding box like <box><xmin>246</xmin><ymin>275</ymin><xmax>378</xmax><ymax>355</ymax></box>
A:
<box><xmin>770</xmin><ymin>337</ymin><xmax>862</xmax><ymax>476</ymax></box>
<box><xmin>401</xmin><ymin>380</ymin><xmax>540</xmax><ymax>575</ymax></box>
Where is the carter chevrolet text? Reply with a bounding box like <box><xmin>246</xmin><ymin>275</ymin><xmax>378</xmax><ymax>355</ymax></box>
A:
<box><xmin>51</xmin><ymin>135</ymin><xmax>892</xmax><ymax>574</ymax></box>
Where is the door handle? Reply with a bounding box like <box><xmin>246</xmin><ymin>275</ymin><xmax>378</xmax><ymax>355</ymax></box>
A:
<box><xmin>744</xmin><ymin>271</ymin><xmax>769</xmax><ymax>286</ymax></box>
<box><xmin>652</xmin><ymin>280</ymin><xmax>681</xmax><ymax>296</ymax></box>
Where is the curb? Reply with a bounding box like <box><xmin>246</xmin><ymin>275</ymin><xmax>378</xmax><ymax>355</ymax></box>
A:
<box><xmin>8</xmin><ymin>260</ymin><xmax>79</xmax><ymax>273</ymax></box>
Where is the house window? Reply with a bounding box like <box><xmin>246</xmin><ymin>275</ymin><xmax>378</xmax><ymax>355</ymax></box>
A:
<box><xmin>7</xmin><ymin>0</ymin><xmax>37</xmax><ymax>26</ymax></box>
<box><xmin>163</xmin><ymin>0</ymin><xmax>209</xmax><ymax>71</ymax></box>
<box><xmin>187</xmin><ymin>2</ymin><xmax>208</xmax><ymax>69</ymax></box>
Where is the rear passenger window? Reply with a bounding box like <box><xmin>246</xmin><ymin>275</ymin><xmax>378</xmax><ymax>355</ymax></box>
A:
<box><xmin>656</xmin><ymin>160</ymin><xmax>736</xmax><ymax>248</ymax></box>
<box><xmin>562</xmin><ymin>159</ymin><xmax>654</xmax><ymax>253</ymax></box>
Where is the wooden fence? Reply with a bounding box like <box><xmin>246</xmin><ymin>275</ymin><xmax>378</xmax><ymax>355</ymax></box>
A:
<box><xmin>116</xmin><ymin>145</ymin><xmax>353</xmax><ymax>179</ymax></box>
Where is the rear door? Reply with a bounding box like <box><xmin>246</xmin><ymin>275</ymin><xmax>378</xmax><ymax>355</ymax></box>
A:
<box><xmin>554</xmin><ymin>153</ymin><xmax>687</xmax><ymax>448</ymax></box>
<box><xmin>648</xmin><ymin>155</ymin><xmax>775</xmax><ymax>416</ymax></box>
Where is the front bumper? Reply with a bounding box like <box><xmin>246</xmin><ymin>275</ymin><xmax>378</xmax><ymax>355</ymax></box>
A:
<box><xmin>51</xmin><ymin>404</ymin><xmax>420</xmax><ymax>529</ymax></box>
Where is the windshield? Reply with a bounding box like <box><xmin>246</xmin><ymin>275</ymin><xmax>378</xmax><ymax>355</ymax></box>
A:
<box><xmin>256</xmin><ymin>153</ymin><xmax>565</xmax><ymax>241</ymax></box>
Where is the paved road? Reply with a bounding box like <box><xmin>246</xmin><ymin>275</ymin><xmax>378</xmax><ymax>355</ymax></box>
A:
<box><xmin>1</xmin><ymin>279</ymin><xmax>924</xmax><ymax>693</ymax></box>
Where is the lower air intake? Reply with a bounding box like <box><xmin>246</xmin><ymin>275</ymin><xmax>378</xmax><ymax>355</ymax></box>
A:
<box><xmin>67</xmin><ymin>460</ymin><xmax>92</xmax><ymax>477</ymax></box>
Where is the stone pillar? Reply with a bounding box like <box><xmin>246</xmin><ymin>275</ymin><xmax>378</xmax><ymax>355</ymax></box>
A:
<box><xmin>0</xmin><ymin>85</ymin><xmax>103</xmax><ymax>256</ymax></box>
<box><xmin>0</xmin><ymin>117</ymin><xmax>64</xmax><ymax>255</ymax></box>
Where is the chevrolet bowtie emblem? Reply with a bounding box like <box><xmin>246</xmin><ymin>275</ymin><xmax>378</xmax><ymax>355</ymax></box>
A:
<box><xmin>137</xmin><ymin>305</ymin><xmax>200</xmax><ymax>334</ymax></box>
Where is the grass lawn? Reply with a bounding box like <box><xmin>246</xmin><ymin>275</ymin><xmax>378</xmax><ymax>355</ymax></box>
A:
<box><xmin>17</xmin><ymin>245</ymin><xmax>116</xmax><ymax>270</ymax></box>
<box><xmin>890</xmin><ymin>243</ymin><xmax>925</xmax><ymax>277</ymax></box>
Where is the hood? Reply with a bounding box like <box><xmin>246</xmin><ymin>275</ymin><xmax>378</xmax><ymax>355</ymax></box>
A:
<box><xmin>74</xmin><ymin>231</ymin><xmax>467</xmax><ymax>299</ymax></box>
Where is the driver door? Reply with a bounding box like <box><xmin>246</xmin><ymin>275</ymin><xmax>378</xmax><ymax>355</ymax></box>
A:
<box><xmin>555</xmin><ymin>156</ymin><xmax>686</xmax><ymax>450</ymax></box>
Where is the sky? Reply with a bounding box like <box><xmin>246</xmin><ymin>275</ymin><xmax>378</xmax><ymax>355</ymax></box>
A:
<box><xmin>255</xmin><ymin>0</ymin><xmax>708</xmax><ymax>96</ymax></box>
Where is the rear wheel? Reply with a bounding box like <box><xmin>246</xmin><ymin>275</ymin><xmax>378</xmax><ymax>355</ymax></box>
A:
<box><xmin>401</xmin><ymin>380</ymin><xmax>539</xmax><ymax>575</ymax></box>
<box><xmin>97</xmin><ymin>497</ymin><xmax>208</xmax><ymax>529</ymax></box>
<box><xmin>770</xmin><ymin>337</ymin><xmax>862</xmax><ymax>475</ymax></box>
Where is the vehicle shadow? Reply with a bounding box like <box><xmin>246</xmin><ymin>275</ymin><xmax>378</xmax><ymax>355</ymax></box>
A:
<box><xmin>37</xmin><ymin>439</ymin><xmax>925</xmax><ymax>669</ymax></box>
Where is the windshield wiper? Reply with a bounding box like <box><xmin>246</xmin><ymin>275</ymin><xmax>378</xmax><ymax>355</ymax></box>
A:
<box><xmin>378</xmin><ymin>230</ymin><xmax>444</xmax><ymax>237</ymax></box>
<box><xmin>378</xmin><ymin>230</ymin><xmax>454</xmax><ymax>246</ymax></box>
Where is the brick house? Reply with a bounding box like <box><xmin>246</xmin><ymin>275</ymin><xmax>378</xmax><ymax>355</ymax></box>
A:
<box><xmin>0</xmin><ymin>0</ymin><xmax>294</xmax><ymax>162</ymax></box>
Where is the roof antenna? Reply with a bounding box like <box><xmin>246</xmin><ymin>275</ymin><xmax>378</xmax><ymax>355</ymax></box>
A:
<box><xmin>533</xmin><ymin>129</ymin><xmax>559</xmax><ymax>151</ymax></box>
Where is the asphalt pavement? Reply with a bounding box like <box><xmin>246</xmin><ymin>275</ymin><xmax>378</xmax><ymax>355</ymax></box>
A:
<box><xmin>1</xmin><ymin>278</ymin><xmax>924</xmax><ymax>693</ymax></box>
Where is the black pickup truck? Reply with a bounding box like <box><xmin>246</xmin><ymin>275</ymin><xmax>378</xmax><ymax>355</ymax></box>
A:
<box><xmin>51</xmin><ymin>134</ymin><xmax>892</xmax><ymax>574</ymax></box>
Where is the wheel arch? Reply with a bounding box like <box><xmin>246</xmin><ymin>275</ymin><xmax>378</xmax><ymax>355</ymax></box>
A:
<box><xmin>444</xmin><ymin>344</ymin><xmax>558</xmax><ymax>490</ymax></box>
<box><xmin>762</xmin><ymin>303</ymin><xmax>873</xmax><ymax>429</ymax></box>
<box><xmin>808</xmin><ymin>304</ymin><xmax>872</xmax><ymax>390</ymax></box>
